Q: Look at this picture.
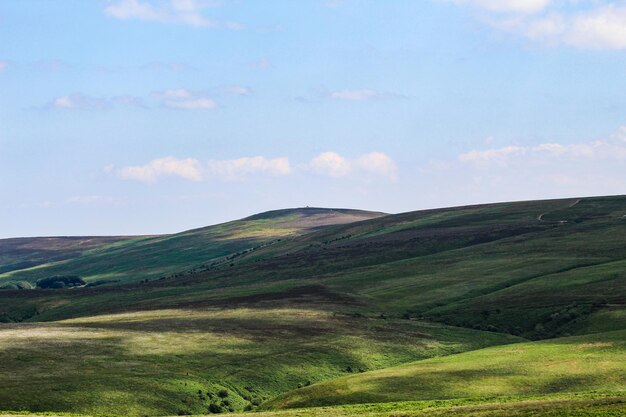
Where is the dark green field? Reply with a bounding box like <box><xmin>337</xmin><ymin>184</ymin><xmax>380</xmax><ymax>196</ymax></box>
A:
<box><xmin>0</xmin><ymin>197</ymin><xmax>625</xmax><ymax>416</ymax></box>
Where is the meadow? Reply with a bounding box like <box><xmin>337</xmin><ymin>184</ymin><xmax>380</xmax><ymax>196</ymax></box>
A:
<box><xmin>0</xmin><ymin>307</ymin><xmax>518</xmax><ymax>416</ymax></box>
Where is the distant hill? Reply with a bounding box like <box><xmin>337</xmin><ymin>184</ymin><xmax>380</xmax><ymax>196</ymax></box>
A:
<box><xmin>0</xmin><ymin>207</ymin><xmax>385</xmax><ymax>287</ymax></box>
<box><xmin>0</xmin><ymin>236</ymin><xmax>139</xmax><ymax>286</ymax></box>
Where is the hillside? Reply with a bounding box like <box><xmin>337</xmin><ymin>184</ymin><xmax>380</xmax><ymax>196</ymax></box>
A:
<box><xmin>0</xmin><ymin>208</ymin><xmax>385</xmax><ymax>287</ymax></box>
<box><xmin>268</xmin><ymin>329</ymin><xmax>626</xmax><ymax>409</ymax></box>
<box><xmin>0</xmin><ymin>236</ymin><xmax>140</xmax><ymax>287</ymax></box>
<box><xmin>0</xmin><ymin>196</ymin><xmax>625</xmax><ymax>415</ymax></box>
<box><xmin>0</xmin><ymin>308</ymin><xmax>519</xmax><ymax>416</ymax></box>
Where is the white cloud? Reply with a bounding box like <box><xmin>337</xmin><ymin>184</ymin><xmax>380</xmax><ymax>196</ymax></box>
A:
<box><xmin>48</xmin><ymin>93</ymin><xmax>110</xmax><ymax>111</ymax></box>
<box><xmin>45</xmin><ymin>86</ymin><xmax>247</xmax><ymax>111</ymax></box>
<box><xmin>114</xmin><ymin>152</ymin><xmax>397</xmax><ymax>184</ymax></box>
<box><xmin>118</xmin><ymin>156</ymin><xmax>291</xmax><ymax>183</ymax></box>
<box><xmin>45</xmin><ymin>93</ymin><xmax>148</xmax><ymax>110</ymax></box>
<box><xmin>446</xmin><ymin>1</ymin><xmax>626</xmax><ymax>49</ymax></box>
<box><xmin>119</xmin><ymin>157</ymin><xmax>203</xmax><ymax>182</ymax></box>
<box><xmin>330</xmin><ymin>89</ymin><xmax>380</xmax><ymax>101</ymax></box>
<box><xmin>565</xmin><ymin>5</ymin><xmax>626</xmax><ymax>49</ymax></box>
<box><xmin>459</xmin><ymin>146</ymin><xmax>527</xmax><ymax>166</ymax></box>
<box><xmin>165</xmin><ymin>98</ymin><xmax>217</xmax><ymax>109</ymax></box>
<box><xmin>310</xmin><ymin>152</ymin><xmax>352</xmax><ymax>177</ymax></box>
<box><xmin>449</xmin><ymin>0</ymin><xmax>551</xmax><ymax>14</ymax></box>
<box><xmin>104</xmin><ymin>0</ymin><xmax>244</xmax><ymax>29</ymax></box>
<box><xmin>155</xmin><ymin>89</ymin><xmax>218</xmax><ymax>109</ymax></box>
<box><xmin>309</xmin><ymin>151</ymin><xmax>397</xmax><ymax>180</ymax></box>
<box><xmin>105</xmin><ymin>0</ymin><xmax>163</xmax><ymax>20</ymax></box>
<box><xmin>354</xmin><ymin>152</ymin><xmax>399</xmax><ymax>180</ymax></box>
<box><xmin>419</xmin><ymin>126</ymin><xmax>626</xmax><ymax>206</ymax></box>
<box><xmin>207</xmin><ymin>156</ymin><xmax>291</xmax><ymax>180</ymax></box>
<box><xmin>459</xmin><ymin>138</ymin><xmax>624</xmax><ymax>167</ymax></box>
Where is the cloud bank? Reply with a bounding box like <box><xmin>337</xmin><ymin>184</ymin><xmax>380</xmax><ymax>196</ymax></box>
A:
<box><xmin>116</xmin><ymin>152</ymin><xmax>398</xmax><ymax>183</ymax></box>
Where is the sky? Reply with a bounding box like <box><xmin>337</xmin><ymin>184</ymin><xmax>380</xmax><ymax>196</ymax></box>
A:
<box><xmin>2</xmin><ymin>0</ymin><xmax>626</xmax><ymax>237</ymax></box>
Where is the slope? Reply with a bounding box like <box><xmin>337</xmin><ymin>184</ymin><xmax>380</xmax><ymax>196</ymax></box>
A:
<box><xmin>0</xmin><ymin>208</ymin><xmax>384</xmax><ymax>287</ymax></box>
<box><xmin>0</xmin><ymin>308</ymin><xmax>519</xmax><ymax>416</ymax></box>
<box><xmin>268</xmin><ymin>330</ymin><xmax>626</xmax><ymax>409</ymax></box>
<box><xmin>2</xmin><ymin>196</ymin><xmax>625</xmax><ymax>339</ymax></box>
<box><xmin>0</xmin><ymin>236</ymin><xmax>140</xmax><ymax>286</ymax></box>
<box><xmin>0</xmin><ymin>197</ymin><xmax>625</xmax><ymax>415</ymax></box>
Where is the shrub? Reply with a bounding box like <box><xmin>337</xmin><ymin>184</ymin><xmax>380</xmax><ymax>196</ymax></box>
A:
<box><xmin>36</xmin><ymin>275</ymin><xmax>86</xmax><ymax>289</ymax></box>
<box><xmin>208</xmin><ymin>403</ymin><xmax>222</xmax><ymax>413</ymax></box>
<box><xmin>217</xmin><ymin>389</ymin><xmax>229</xmax><ymax>398</ymax></box>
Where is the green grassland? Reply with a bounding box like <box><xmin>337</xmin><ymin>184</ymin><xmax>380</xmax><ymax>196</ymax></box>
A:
<box><xmin>0</xmin><ymin>307</ymin><xmax>519</xmax><ymax>416</ymax></box>
<box><xmin>2</xmin><ymin>396</ymin><xmax>625</xmax><ymax>417</ymax></box>
<box><xmin>0</xmin><ymin>196</ymin><xmax>625</xmax><ymax>416</ymax></box>
<box><xmin>268</xmin><ymin>330</ymin><xmax>626</xmax><ymax>409</ymax></box>
<box><xmin>4</xmin><ymin>196</ymin><xmax>625</xmax><ymax>337</ymax></box>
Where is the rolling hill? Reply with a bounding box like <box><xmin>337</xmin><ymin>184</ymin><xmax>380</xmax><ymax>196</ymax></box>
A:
<box><xmin>268</xmin><ymin>329</ymin><xmax>626</xmax><ymax>409</ymax></box>
<box><xmin>0</xmin><ymin>196</ymin><xmax>625</xmax><ymax>416</ymax></box>
<box><xmin>0</xmin><ymin>208</ymin><xmax>385</xmax><ymax>287</ymax></box>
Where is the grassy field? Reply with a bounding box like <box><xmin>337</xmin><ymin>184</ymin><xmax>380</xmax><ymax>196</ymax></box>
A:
<box><xmin>0</xmin><ymin>307</ymin><xmax>520</xmax><ymax>416</ymax></box>
<box><xmin>2</xmin><ymin>396</ymin><xmax>626</xmax><ymax>416</ymax></box>
<box><xmin>0</xmin><ymin>196</ymin><xmax>625</xmax><ymax>415</ymax></box>
<box><xmin>268</xmin><ymin>330</ymin><xmax>626</xmax><ymax>409</ymax></box>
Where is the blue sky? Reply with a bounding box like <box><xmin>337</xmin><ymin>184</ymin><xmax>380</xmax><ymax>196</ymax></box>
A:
<box><xmin>2</xmin><ymin>0</ymin><xmax>626</xmax><ymax>237</ymax></box>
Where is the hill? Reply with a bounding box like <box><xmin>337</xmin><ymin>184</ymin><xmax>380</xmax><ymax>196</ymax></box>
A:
<box><xmin>0</xmin><ymin>196</ymin><xmax>625</xmax><ymax>415</ymax></box>
<box><xmin>0</xmin><ymin>309</ymin><xmax>520</xmax><ymax>415</ymax></box>
<box><xmin>0</xmin><ymin>207</ymin><xmax>385</xmax><ymax>287</ymax></box>
<box><xmin>268</xmin><ymin>329</ymin><xmax>626</xmax><ymax>409</ymax></box>
<box><xmin>0</xmin><ymin>236</ymin><xmax>139</xmax><ymax>287</ymax></box>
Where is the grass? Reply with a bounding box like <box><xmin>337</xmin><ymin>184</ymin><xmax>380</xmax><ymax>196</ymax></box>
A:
<box><xmin>0</xmin><ymin>307</ymin><xmax>519</xmax><ymax>416</ymax></box>
<box><xmin>2</xmin><ymin>395</ymin><xmax>626</xmax><ymax>416</ymax></box>
<box><xmin>1</xmin><ymin>196</ymin><xmax>626</xmax><ymax>416</ymax></box>
<box><xmin>227</xmin><ymin>395</ymin><xmax>626</xmax><ymax>417</ymax></box>
<box><xmin>0</xmin><ymin>236</ymin><xmax>138</xmax><ymax>286</ymax></box>
<box><xmin>267</xmin><ymin>330</ymin><xmax>626</xmax><ymax>409</ymax></box>
<box><xmin>0</xmin><ymin>208</ymin><xmax>384</xmax><ymax>286</ymax></box>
